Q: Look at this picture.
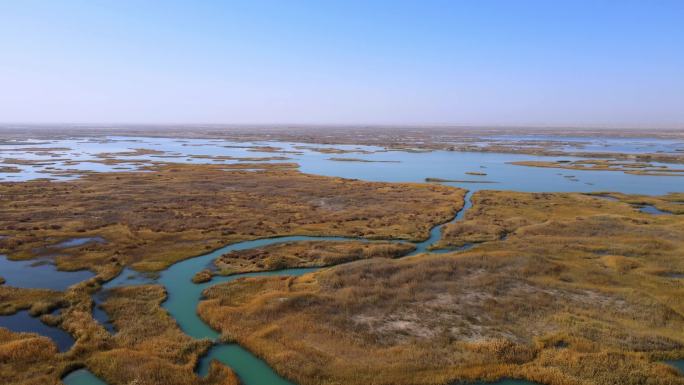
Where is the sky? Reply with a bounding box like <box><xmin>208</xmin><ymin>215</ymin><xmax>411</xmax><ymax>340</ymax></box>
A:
<box><xmin>1</xmin><ymin>0</ymin><xmax>683</xmax><ymax>128</ymax></box>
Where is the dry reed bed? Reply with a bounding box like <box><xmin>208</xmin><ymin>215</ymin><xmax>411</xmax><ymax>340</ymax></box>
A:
<box><xmin>0</xmin><ymin>163</ymin><xmax>463</xmax><ymax>274</ymax></box>
<box><xmin>198</xmin><ymin>191</ymin><xmax>684</xmax><ymax>385</ymax></box>
<box><xmin>213</xmin><ymin>240</ymin><xmax>416</xmax><ymax>276</ymax></box>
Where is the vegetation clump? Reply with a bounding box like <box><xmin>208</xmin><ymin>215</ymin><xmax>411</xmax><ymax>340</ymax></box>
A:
<box><xmin>213</xmin><ymin>240</ymin><xmax>415</xmax><ymax>275</ymax></box>
<box><xmin>192</xmin><ymin>269</ymin><xmax>214</xmax><ymax>284</ymax></box>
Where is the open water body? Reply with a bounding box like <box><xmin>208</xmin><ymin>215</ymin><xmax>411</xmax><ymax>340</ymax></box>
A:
<box><xmin>0</xmin><ymin>136</ymin><xmax>683</xmax><ymax>195</ymax></box>
<box><xmin>0</xmin><ymin>136</ymin><xmax>682</xmax><ymax>384</ymax></box>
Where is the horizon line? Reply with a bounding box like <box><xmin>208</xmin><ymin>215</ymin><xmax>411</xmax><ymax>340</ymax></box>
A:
<box><xmin>0</xmin><ymin>122</ymin><xmax>683</xmax><ymax>131</ymax></box>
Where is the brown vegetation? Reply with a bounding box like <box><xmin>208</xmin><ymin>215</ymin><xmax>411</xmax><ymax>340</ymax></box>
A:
<box><xmin>590</xmin><ymin>192</ymin><xmax>684</xmax><ymax>215</ymax></box>
<box><xmin>0</xmin><ymin>162</ymin><xmax>462</xmax><ymax>384</ymax></box>
<box><xmin>0</xmin><ymin>286</ymin><xmax>64</xmax><ymax>316</ymax></box>
<box><xmin>0</xmin><ymin>280</ymin><xmax>238</xmax><ymax>385</ymax></box>
<box><xmin>86</xmin><ymin>285</ymin><xmax>233</xmax><ymax>385</ymax></box>
<box><xmin>193</xmin><ymin>269</ymin><xmax>214</xmax><ymax>284</ymax></box>
<box><xmin>213</xmin><ymin>240</ymin><xmax>415</xmax><ymax>276</ymax></box>
<box><xmin>0</xmin><ymin>166</ymin><xmax>21</xmax><ymax>173</ymax></box>
<box><xmin>0</xmin><ymin>163</ymin><xmax>462</xmax><ymax>274</ymax></box>
<box><xmin>198</xmin><ymin>190</ymin><xmax>684</xmax><ymax>385</ymax></box>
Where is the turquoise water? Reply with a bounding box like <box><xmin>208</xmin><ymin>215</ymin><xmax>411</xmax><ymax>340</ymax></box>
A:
<box><xmin>153</xmin><ymin>236</ymin><xmax>368</xmax><ymax>339</ymax></box>
<box><xmin>197</xmin><ymin>344</ymin><xmax>297</xmax><ymax>384</ymax></box>
<box><xmin>408</xmin><ymin>190</ymin><xmax>475</xmax><ymax>255</ymax></box>
<box><xmin>62</xmin><ymin>369</ymin><xmax>108</xmax><ymax>385</ymax></box>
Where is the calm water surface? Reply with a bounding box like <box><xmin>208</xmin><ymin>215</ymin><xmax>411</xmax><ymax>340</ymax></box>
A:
<box><xmin>0</xmin><ymin>310</ymin><xmax>74</xmax><ymax>352</ymax></box>
<box><xmin>0</xmin><ymin>255</ymin><xmax>94</xmax><ymax>290</ymax></box>
<box><xmin>62</xmin><ymin>369</ymin><xmax>108</xmax><ymax>385</ymax></box>
<box><xmin>1</xmin><ymin>136</ymin><xmax>683</xmax><ymax>195</ymax></box>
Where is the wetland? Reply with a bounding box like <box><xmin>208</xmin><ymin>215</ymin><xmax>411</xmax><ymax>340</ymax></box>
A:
<box><xmin>1</xmin><ymin>128</ymin><xmax>683</xmax><ymax>385</ymax></box>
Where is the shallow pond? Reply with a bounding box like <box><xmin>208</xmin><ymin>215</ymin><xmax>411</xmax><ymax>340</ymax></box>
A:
<box><xmin>62</xmin><ymin>369</ymin><xmax>108</xmax><ymax>385</ymax></box>
<box><xmin>0</xmin><ymin>310</ymin><xmax>74</xmax><ymax>352</ymax></box>
<box><xmin>0</xmin><ymin>255</ymin><xmax>94</xmax><ymax>290</ymax></box>
<box><xmin>638</xmin><ymin>205</ymin><xmax>673</xmax><ymax>215</ymax></box>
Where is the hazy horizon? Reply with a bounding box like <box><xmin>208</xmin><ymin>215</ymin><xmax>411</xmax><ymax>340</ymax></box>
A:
<box><xmin>2</xmin><ymin>1</ymin><xmax>683</xmax><ymax>128</ymax></box>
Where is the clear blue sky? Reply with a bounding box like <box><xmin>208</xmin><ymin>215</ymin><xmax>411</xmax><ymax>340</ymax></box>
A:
<box><xmin>1</xmin><ymin>0</ymin><xmax>683</xmax><ymax>127</ymax></box>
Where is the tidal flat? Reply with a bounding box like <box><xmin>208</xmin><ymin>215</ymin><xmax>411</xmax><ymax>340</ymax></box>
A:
<box><xmin>0</xmin><ymin>129</ymin><xmax>683</xmax><ymax>385</ymax></box>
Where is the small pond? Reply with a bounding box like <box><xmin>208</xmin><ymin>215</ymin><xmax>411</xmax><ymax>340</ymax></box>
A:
<box><xmin>0</xmin><ymin>310</ymin><xmax>74</xmax><ymax>352</ymax></box>
<box><xmin>0</xmin><ymin>255</ymin><xmax>94</xmax><ymax>291</ymax></box>
<box><xmin>62</xmin><ymin>369</ymin><xmax>108</xmax><ymax>385</ymax></box>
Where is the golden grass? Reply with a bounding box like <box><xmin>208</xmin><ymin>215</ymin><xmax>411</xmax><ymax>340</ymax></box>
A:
<box><xmin>0</xmin><ymin>286</ymin><xmax>63</xmax><ymax>316</ymax></box>
<box><xmin>213</xmin><ymin>240</ymin><xmax>415</xmax><ymax>276</ymax></box>
<box><xmin>198</xmin><ymin>191</ymin><xmax>684</xmax><ymax>385</ymax></box>
<box><xmin>86</xmin><ymin>284</ymin><xmax>226</xmax><ymax>385</ymax></box>
<box><xmin>589</xmin><ymin>192</ymin><xmax>684</xmax><ymax>215</ymax></box>
<box><xmin>0</xmin><ymin>163</ymin><xmax>464</xmax><ymax>383</ymax></box>
<box><xmin>0</xmin><ymin>280</ymin><xmax>239</xmax><ymax>384</ymax></box>
<box><xmin>0</xmin><ymin>163</ymin><xmax>463</xmax><ymax>274</ymax></box>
